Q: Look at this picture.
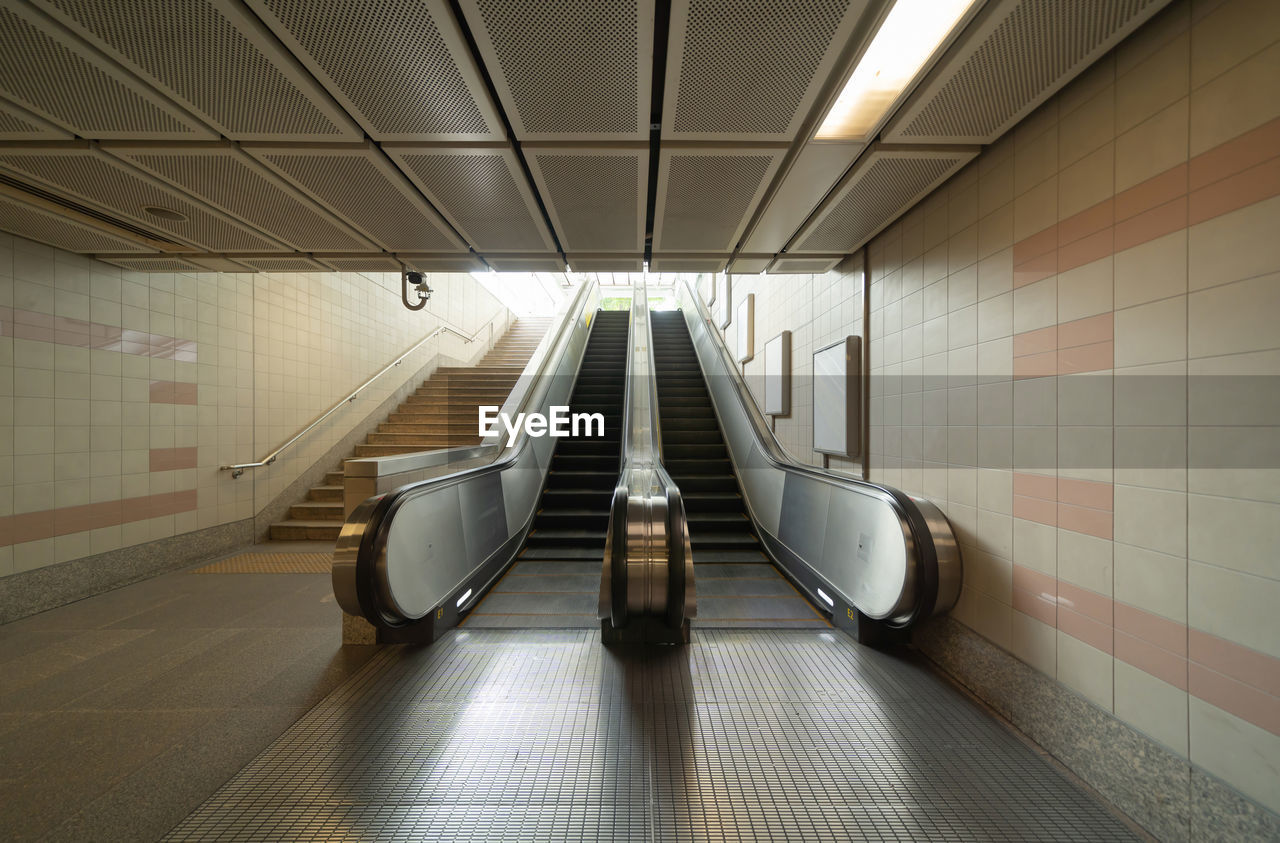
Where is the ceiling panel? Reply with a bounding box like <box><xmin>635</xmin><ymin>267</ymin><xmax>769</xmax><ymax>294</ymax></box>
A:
<box><xmin>29</xmin><ymin>0</ymin><xmax>360</xmax><ymax>141</ymax></box>
<box><xmin>401</xmin><ymin>253</ymin><xmax>487</xmax><ymax>273</ymax></box>
<box><xmin>245</xmin><ymin>0</ymin><xmax>503</xmax><ymax>141</ymax></box>
<box><xmin>245</xmin><ymin>143</ymin><xmax>465</xmax><ymax>253</ymax></box>
<box><xmin>483</xmin><ymin>253</ymin><xmax>567</xmax><ymax>273</ymax></box>
<box><xmin>652</xmin><ymin>147</ymin><xmax>783</xmax><ymax>252</ymax></box>
<box><xmin>883</xmin><ymin>0</ymin><xmax>1171</xmax><ymax>144</ymax></box>
<box><xmin>385</xmin><ymin>145</ymin><xmax>554</xmax><ymax>253</ymax></box>
<box><xmin>770</xmin><ymin>255</ymin><xmax>843</xmax><ymax>274</ymax></box>
<box><xmin>567</xmin><ymin>254</ymin><xmax>644</xmax><ymax>272</ymax></box>
<box><xmin>0</xmin><ymin>193</ymin><xmax>150</xmax><ymax>254</ymax></box>
<box><xmin>0</xmin><ymin>99</ymin><xmax>73</xmax><ymax>140</ymax></box>
<box><xmin>728</xmin><ymin>254</ymin><xmax>773</xmax><ymax>274</ymax></box>
<box><xmin>105</xmin><ymin>142</ymin><xmax>376</xmax><ymax>252</ymax></box>
<box><xmin>663</xmin><ymin>0</ymin><xmax>869</xmax><ymax>141</ymax></box>
<box><xmin>0</xmin><ymin>145</ymin><xmax>284</xmax><ymax>252</ymax></box>
<box><xmin>0</xmin><ymin>4</ymin><xmax>213</xmax><ymax>139</ymax></box>
<box><xmin>649</xmin><ymin>253</ymin><xmax>727</xmax><ymax>273</ymax></box>
<box><xmin>314</xmin><ymin>254</ymin><xmax>403</xmax><ymax>272</ymax></box>
<box><xmin>525</xmin><ymin>146</ymin><xmax>647</xmax><ymax>253</ymax></box>
<box><xmin>741</xmin><ymin>140</ymin><xmax>862</xmax><ymax>253</ymax></box>
<box><xmin>791</xmin><ymin>145</ymin><xmax>978</xmax><ymax>254</ymax></box>
<box><xmin>233</xmin><ymin>255</ymin><xmax>331</xmax><ymax>272</ymax></box>
<box><xmin>458</xmin><ymin>0</ymin><xmax>652</xmax><ymax>140</ymax></box>
<box><xmin>96</xmin><ymin>254</ymin><xmax>250</xmax><ymax>272</ymax></box>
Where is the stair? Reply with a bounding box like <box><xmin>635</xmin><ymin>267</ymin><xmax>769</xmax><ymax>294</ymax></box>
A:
<box><xmin>269</xmin><ymin>318</ymin><xmax>552</xmax><ymax>542</ymax></box>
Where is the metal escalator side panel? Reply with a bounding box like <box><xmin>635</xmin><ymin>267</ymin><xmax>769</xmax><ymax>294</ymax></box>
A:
<box><xmin>670</xmin><ymin>280</ymin><xmax>961</xmax><ymax>627</ymax></box>
<box><xmin>335</xmin><ymin>280</ymin><xmax>601</xmax><ymax>630</ymax></box>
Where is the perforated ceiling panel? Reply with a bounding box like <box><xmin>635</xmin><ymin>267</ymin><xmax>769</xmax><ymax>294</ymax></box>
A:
<box><xmin>567</xmin><ymin>254</ymin><xmax>643</xmax><ymax>272</ymax></box>
<box><xmin>728</xmin><ymin>254</ymin><xmax>773</xmax><ymax>274</ymax></box>
<box><xmin>771</xmin><ymin>255</ymin><xmax>842</xmax><ymax>274</ymax></box>
<box><xmin>107</xmin><ymin>144</ymin><xmax>374</xmax><ymax>252</ymax></box>
<box><xmin>649</xmin><ymin>254</ymin><xmax>727</xmax><ymax>273</ymax></box>
<box><xmin>663</xmin><ymin>0</ymin><xmax>867</xmax><ymax>140</ymax></box>
<box><xmin>483</xmin><ymin>254</ymin><xmax>566</xmax><ymax>273</ymax></box>
<box><xmin>316</xmin><ymin>254</ymin><xmax>402</xmax><ymax>272</ymax></box>
<box><xmin>0</xmin><ymin>5</ymin><xmax>213</xmax><ymax>139</ymax></box>
<box><xmin>458</xmin><ymin>0</ymin><xmax>652</xmax><ymax>140</ymax></box>
<box><xmin>792</xmin><ymin>146</ymin><xmax>978</xmax><ymax>254</ymax></box>
<box><xmin>742</xmin><ymin>140</ymin><xmax>862</xmax><ymax>253</ymax></box>
<box><xmin>401</xmin><ymin>253</ymin><xmax>486</xmax><ymax>273</ymax></box>
<box><xmin>234</xmin><ymin>255</ymin><xmax>330</xmax><ymax>272</ymax></box>
<box><xmin>31</xmin><ymin>0</ymin><xmax>360</xmax><ymax>140</ymax></box>
<box><xmin>0</xmin><ymin>100</ymin><xmax>72</xmax><ymax>139</ymax></box>
<box><xmin>97</xmin><ymin>255</ymin><xmax>248</xmax><ymax>271</ymax></box>
<box><xmin>0</xmin><ymin>147</ymin><xmax>283</xmax><ymax>252</ymax></box>
<box><xmin>0</xmin><ymin>194</ymin><xmax>149</xmax><ymax>253</ymax></box>
<box><xmin>245</xmin><ymin>144</ymin><xmax>464</xmax><ymax>253</ymax></box>
<box><xmin>884</xmin><ymin>0</ymin><xmax>1169</xmax><ymax>143</ymax></box>
<box><xmin>653</xmin><ymin>148</ymin><xmax>783</xmax><ymax>252</ymax></box>
<box><xmin>525</xmin><ymin>148</ymin><xmax>646</xmax><ymax>253</ymax></box>
<box><xmin>246</xmin><ymin>0</ymin><xmax>502</xmax><ymax>141</ymax></box>
<box><xmin>385</xmin><ymin>147</ymin><xmax>553</xmax><ymax>253</ymax></box>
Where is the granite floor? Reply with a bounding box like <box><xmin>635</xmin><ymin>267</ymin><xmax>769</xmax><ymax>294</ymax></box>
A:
<box><xmin>0</xmin><ymin>542</ymin><xmax>375</xmax><ymax>842</ymax></box>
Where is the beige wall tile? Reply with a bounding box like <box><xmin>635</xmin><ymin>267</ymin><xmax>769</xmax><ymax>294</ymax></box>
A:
<box><xmin>1188</xmin><ymin>560</ymin><xmax>1280</xmax><ymax>658</ymax></box>
<box><xmin>1115</xmin><ymin>230</ymin><xmax>1188</xmax><ymax>308</ymax></box>
<box><xmin>1011</xmin><ymin>611</ymin><xmax>1057</xmax><ymax>676</ymax></box>
<box><xmin>1115</xmin><ymin>661</ymin><xmax>1189</xmax><ymax>756</ymax></box>
<box><xmin>1115</xmin><ymin>484</ymin><xmax>1187</xmax><ymax>556</ymax></box>
<box><xmin>1115</xmin><ymin>542</ymin><xmax>1187</xmax><ymax>622</ymax></box>
<box><xmin>1056</xmin><ymin>259</ymin><xmax>1114</xmax><ymax>323</ymax></box>
<box><xmin>1190</xmin><ymin>0</ymin><xmax>1280</xmax><ymax>87</ymax></box>
<box><xmin>1057</xmin><ymin>631</ymin><xmax>1114</xmax><ymax>710</ymax></box>
<box><xmin>1189</xmin><ymin>40</ymin><xmax>1280</xmax><ymax>154</ymax></box>
<box><xmin>1114</xmin><ymin>296</ymin><xmax>1187</xmax><ymax>367</ymax></box>
<box><xmin>1189</xmin><ymin>697</ymin><xmax>1280</xmax><ymax>811</ymax></box>
<box><xmin>1188</xmin><ymin>493</ymin><xmax>1280</xmax><ymax>579</ymax></box>
<box><xmin>1187</xmin><ymin>272</ymin><xmax>1280</xmax><ymax>358</ymax></box>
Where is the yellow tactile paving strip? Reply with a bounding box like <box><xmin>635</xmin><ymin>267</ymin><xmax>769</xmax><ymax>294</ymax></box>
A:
<box><xmin>191</xmin><ymin>553</ymin><xmax>331</xmax><ymax>574</ymax></box>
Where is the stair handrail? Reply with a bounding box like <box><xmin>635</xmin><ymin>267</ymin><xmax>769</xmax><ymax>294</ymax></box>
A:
<box><xmin>219</xmin><ymin>308</ymin><xmax>510</xmax><ymax>478</ymax></box>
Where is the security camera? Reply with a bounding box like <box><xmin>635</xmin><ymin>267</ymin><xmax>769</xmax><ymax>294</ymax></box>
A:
<box><xmin>401</xmin><ymin>269</ymin><xmax>433</xmax><ymax>310</ymax></box>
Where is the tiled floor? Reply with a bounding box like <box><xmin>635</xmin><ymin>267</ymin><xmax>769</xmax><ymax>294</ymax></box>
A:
<box><xmin>166</xmin><ymin>629</ymin><xmax>1146</xmax><ymax>842</ymax></box>
<box><xmin>0</xmin><ymin>543</ymin><xmax>374</xmax><ymax>842</ymax></box>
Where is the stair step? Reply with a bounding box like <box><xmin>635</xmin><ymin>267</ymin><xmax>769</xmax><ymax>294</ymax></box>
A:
<box><xmin>270</xmin><ymin>520</ymin><xmax>342</xmax><ymax>541</ymax></box>
<box><xmin>289</xmin><ymin>501</ymin><xmax>344</xmax><ymax>520</ymax></box>
<box><xmin>308</xmin><ymin>485</ymin><xmax>344</xmax><ymax>502</ymax></box>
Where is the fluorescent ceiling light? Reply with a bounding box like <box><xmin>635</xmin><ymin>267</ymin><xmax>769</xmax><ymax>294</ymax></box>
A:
<box><xmin>815</xmin><ymin>0</ymin><xmax>978</xmax><ymax>140</ymax></box>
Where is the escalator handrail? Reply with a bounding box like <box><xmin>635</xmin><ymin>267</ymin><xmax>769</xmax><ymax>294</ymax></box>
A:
<box><xmin>674</xmin><ymin>277</ymin><xmax>958</xmax><ymax>628</ymax></box>
<box><xmin>335</xmin><ymin>279</ymin><xmax>599</xmax><ymax>628</ymax></box>
<box><xmin>605</xmin><ymin>280</ymin><xmax>691</xmax><ymax>629</ymax></box>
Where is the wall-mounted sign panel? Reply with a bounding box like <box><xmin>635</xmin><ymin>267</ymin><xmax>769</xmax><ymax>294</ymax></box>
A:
<box><xmin>716</xmin><ymin>273</ymin><xmax>731</xmax><ymax>328</ymax></box>
<box><xmin>705</xmin><ymin>272</ymin><xmax>716</xmax><ymax>305</ymax></box>
<box><xmin>813</xmin><ymin>336</ymin><xmax>861</xmax><ymax>458</ymax></box>
<box><xmin>764</xmin><ymin>330</ymin><xmax>791</xmax><ymax>415</ymax></box>
<box><xmin>736</xmin><ymin>294</ymin><xmax>754</xmax><ymax>363</ymax></box>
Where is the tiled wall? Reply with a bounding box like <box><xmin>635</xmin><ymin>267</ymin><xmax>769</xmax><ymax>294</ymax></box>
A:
<box><xmin>717</xmin><ymin>0</ymin><xmax>1280</xmax><ymax>816</ymax></box>
<box><xmin>718</xmin><ymin>269</ymin><xmax>864</xmax><ymax>475</ymax></box>
<box><xmin>0</xmin><ymin>242</ymin><xmax>509</xmax><ymax>579</ymax></box>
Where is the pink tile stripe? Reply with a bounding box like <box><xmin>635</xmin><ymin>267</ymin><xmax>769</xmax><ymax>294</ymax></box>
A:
<box><xmin>1013</xmin><ymin>314</ymin><xmax>1114</xmax><ymax>380</ymax></box>
<box><xmin>0</xmin><ymin>490</ymin><xmax>197</xmax><ymax>548</ymax></box>
<box><xmin>149</xmin><ymin>380</ymin><xmax>198</xmax><ymax>404</ymax></box>
<box><xmin>1010</xmin><ymin>567</ymin><xmax>1280</xmax><ymax>737</ymax></box>
<box><xmin>1012</xmin><ymin>473</ymin><xmax>1112</xmax><ymax>539</ymax></box>
<box><xmin>150</xmin><ymin>447</ymin><xmax>198</xmax><ymax>472</ymax></box>
<box><xmin>1010</xmin><ymin>117</ymin><xmax>1280</xmax><ymax>289</ymax></box>
<box><xmin>0</xmin><ymin>306</ymin><xmax>197</xmax><ymax>362</ymax></box>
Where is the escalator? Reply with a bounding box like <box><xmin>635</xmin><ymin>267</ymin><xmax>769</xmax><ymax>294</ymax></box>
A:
<box><xmin>651</xmin><ymin>310</ymin><xmax>826</xmax><ymax>627</ymax></box>
<box><xmin>464</xmin><ymin>310</ymin><xmax>629</xmax><ymax>627</ymax></box>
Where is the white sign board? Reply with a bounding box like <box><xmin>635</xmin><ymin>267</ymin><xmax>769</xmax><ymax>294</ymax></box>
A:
<box><xmin>813</xmin><ymin>336</ymin><xmax>861</xmax><ymax>457</ymax></box>
<box><xmin>764</xmin><ymin>331</ymin><xmax>791</xmax><ymax>415</ymax></box>
<box><xmin>736</xmin><ymin>294</ymin><xmax>754</xmax><ymax>363</ymax></box>
<box><xmin>716</xmin><ymin>274</ymin><xmax>731</xmax><ymax>328</ymax></box>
